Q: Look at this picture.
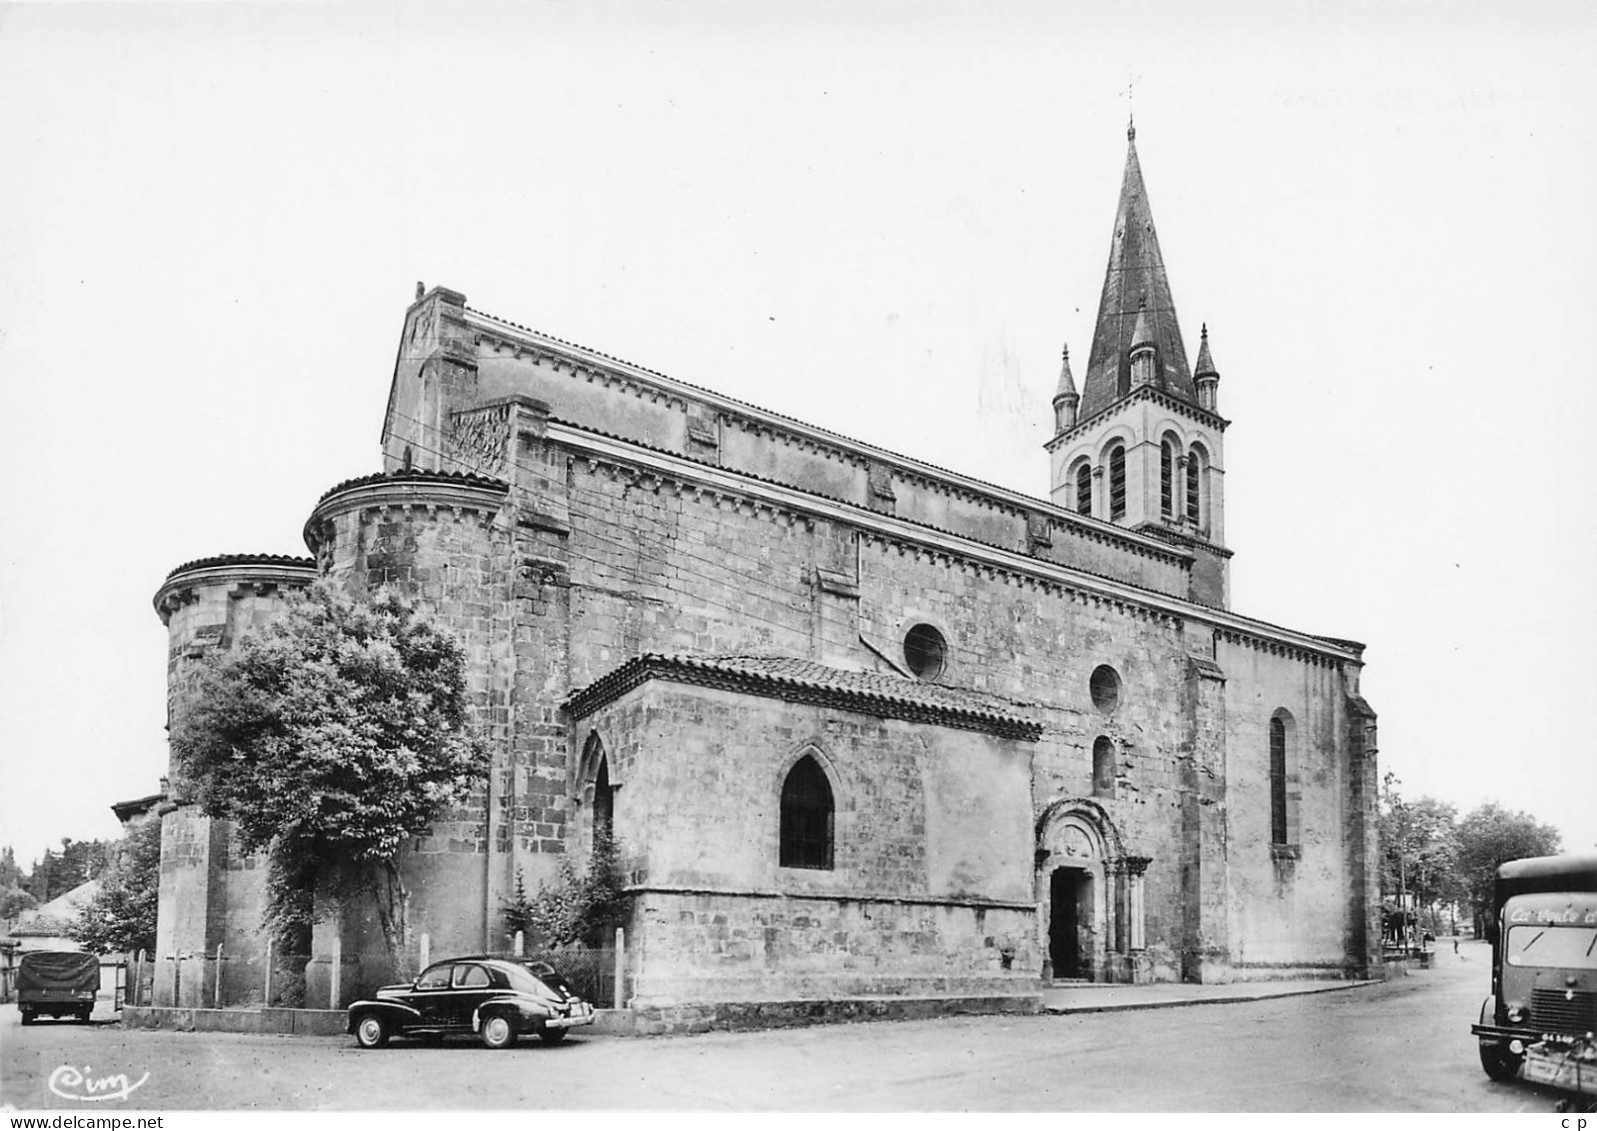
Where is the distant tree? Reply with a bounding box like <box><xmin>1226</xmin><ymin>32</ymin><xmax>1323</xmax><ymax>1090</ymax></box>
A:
<box><xmin>71</xmin><ymin>818</ymin><xmax>162</xmax><ymax>955</ymax></box>
<box><xmin>0</xmin><ymin>885</ymin><xmax>37</xmax><ymax>923</ymax></box>
<box><xmin>169</xmin><ymin>582</ymin><xmax>486</xmax><ymax>962</ymax></box>
<box><xmin>1456</xmin><ymin>802</ymin><xmax>1563</xmax><ymax>934</ymax></box>
<box><xmin>0</xmin><ymin>846</ymin><xmax>23</xmax><ymax>889</ymax></box>
<box><xmin>23</xmin><ymin>848</ymin><xmax>57</xmax><ymax>902</ymax></box>
<box><xmin>21</xmin><ymin>838</ymin><xmax>114</xmax><ymax>903</ymax></box>
<box><xmin>1380</xmin><ymin>779</ymin><xmax>1463</xmax><ymax>941</ymax></box>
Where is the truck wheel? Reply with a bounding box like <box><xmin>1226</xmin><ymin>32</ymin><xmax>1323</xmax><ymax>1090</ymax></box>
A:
<box><xmin>20</xmin><ymin>1010</ymin><xmax>34</xmax><ymax>1026</ymax></box>
<box><xmin>480</xmin><ymin>1014</ymin><xmax>515</xmax><ymax>1049</ymax></box>
<box><xmin>1479</xmin><ymin>1039</ymin><xmax>1522</xmax><ymax>1082</ymax></box>
<box><xmin>354</xmin><ymin>1013</ymin><xmax>390</xmax><ymax>1049</ymax></box>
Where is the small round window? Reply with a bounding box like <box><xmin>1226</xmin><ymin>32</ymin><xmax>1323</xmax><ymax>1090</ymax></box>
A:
<box><xmin>903</xmin><ymin>623</ymin><xmax>947</xmax><ymax>682</ymax></box>
<box><xmin>1089</xmin><ymin>664</ymin><xmax>1121</xmax><ymax>713</ymax></box>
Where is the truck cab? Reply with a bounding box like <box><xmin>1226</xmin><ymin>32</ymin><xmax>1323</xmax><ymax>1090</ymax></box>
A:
<box><xmin>1472</xmin><ymin>854</ymin><xmax>1597</xmax><ymax>1081</ymax></box>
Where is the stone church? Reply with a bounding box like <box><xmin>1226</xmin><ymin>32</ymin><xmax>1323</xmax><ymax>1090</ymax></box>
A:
<box><xmin>149</xmin><ymin>126</ymin><xmax>1380</xmax><ymax>1013</ymax></box>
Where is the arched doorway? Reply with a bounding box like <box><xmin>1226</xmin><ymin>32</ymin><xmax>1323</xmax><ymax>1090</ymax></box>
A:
<box><xmin>1036</xmin><ymin>801</ymin><xmax>1125</xmax><ymax>983</ymax></box>
<box><xmin>1049</xmin><ymin>865</ymin><xmax>1094</xmax><ymax>978</ymax></box>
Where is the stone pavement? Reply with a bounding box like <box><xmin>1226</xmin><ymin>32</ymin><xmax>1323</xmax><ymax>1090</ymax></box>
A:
<box><xmin>1042</xmin><ymin>977</ymin><xmax>1378</xmax><ymax>1014</ymax></box>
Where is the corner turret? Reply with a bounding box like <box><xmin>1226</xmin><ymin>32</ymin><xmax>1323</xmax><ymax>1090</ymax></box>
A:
<box><xmin>1193</xmin><ymin>323</ymin><xmax>1220</xmax><ymax>412</ymax></box>
<box><xmin>1051</xmin><ymin>345</ymin><xmax>1079</xmax><ymax>434</ymax></box>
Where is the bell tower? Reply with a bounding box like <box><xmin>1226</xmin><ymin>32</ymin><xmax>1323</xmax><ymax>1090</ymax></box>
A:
<box><xmin>1045</xmin><ymin>123</ymin><xmax>1232</xmax><ymax>609</ymax></box>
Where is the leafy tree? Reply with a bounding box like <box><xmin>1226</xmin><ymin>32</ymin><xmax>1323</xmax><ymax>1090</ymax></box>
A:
<box><xmin>71</xmin><ymin>818</ymin><xmax>162</xmax><ymax>954</ymax></box>
<box><xmin>169</xmin><ymin>582</ymin><xmax>486</xmax><ymax>961</ymax></box>
<box><xmin>1380</xmin><ymin>778</ymin><xmax>1464</xmax><ymax>939</ymax></box>
<box><xmin>1456</xmin><ymin>802</ymin><xmax>1563</xmax><ymax>934</ymax></box>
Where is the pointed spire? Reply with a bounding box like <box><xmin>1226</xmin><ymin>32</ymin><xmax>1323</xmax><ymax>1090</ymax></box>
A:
<box><xmin>1193</xmin><ymin>322</ymin><xmax>1218</xmax><ymax>378</ymax></box>
<box><xmin>1130</xmin><ymin>298</ymin><xmax>1155</xmax><ymax>353</ymax></box>
<box><xmin>1194</xmin><ymin>322</ymin><xmax>1220</xmax><ymax>411</ymax></box>
<box><xmin>1052</xmin><ymin>344</ymin><xmax>1079</xmax><ymax>433</ymax></box>
<box><xmin>1077</xmin><ymin>124</ymin><xmax>1196</xmax><ymax>418</ymax></box>
<box><xmin>1054</xmin><ymin>344</ymin><xmax>1078</xmax><ymax>400</ymax></box>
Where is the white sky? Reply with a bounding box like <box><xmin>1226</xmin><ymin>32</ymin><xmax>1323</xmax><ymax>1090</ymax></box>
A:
<box><xmin>2</xmin><ymin>1</ymin><xmax>1593</xmax><ymax>870</ymax></box>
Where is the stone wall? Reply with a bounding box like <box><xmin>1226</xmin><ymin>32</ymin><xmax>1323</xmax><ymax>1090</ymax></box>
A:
<box><xmin>1217</xmin><ymin>636</ymin><xmax>1364</xmax><ymax>975</ymax></box>
<box><xmin>576</xmin><ymin>681</ymin><xmax>1037</xmax><ymax>1004</ymax></box>
<box><xmin>151</xmin><ymin>558</ymin><xmax>315</xmax><ymax>1008</ymax></box>
<box><xmin>303</xmin><ymin>473</ymin><xmax>516</xmax><ymax>1001</ymax></box>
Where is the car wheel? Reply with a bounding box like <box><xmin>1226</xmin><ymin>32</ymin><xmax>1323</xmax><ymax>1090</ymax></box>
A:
<box><xmin>480</xmin><ymin>1014</ymin><xmax>516</xmax><ymax>1049</ymax></box>
<box><xmin>539</xmin><ymin>1027</ymin><xmax>568</xmax><ymax>1045</ymax></box>
<box><xmin>354</xmin><ymin>1013</ymin><xmax>390</xmax><ymax>1049</ymax></box>
<box><xmin>1479</xmin><ymin>1039</ymin><xmax>1522</xmax><ymax>1082</ymax></box>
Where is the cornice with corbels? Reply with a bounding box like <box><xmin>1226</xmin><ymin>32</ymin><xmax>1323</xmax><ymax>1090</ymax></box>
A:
<box><xmin>473</xmin><ymin>324</ymin><xmax>690</xmax><ymax>413</ymax></box>
<box><xmin>554</xmin><ymin>420</ymin><xmax>1360</xmax><ymax>664</ymax></box>
<box><xmin>573</xmin><ymin>456</ymin><xmax>817</xmax><ymax>530</ymax></box>
<box><xmin>303</xmin><ymin>473</ymin><xmax>512</xmax><ymax>555</ymax></box>
<box><xmin>1214</xmin><ymin>627</ymin><xmax>1346</xmax><ymax>669</ymax></box>
<box><xmin>1046</xmin><ymin>384</ymin><xmax>1230</xmax><ymax>453</ymax></box>
<box><xmin>464</xmin><ymin>306</ymin><xmax>1188</xmax><ymax>565</ymax></box>
<box><xmin>152</xmin><ymin>556</ymin><xmax>318</xmax><ymax>625</ymax></box>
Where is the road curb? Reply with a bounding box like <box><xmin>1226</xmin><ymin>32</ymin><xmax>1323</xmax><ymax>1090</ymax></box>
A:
<box><xmin>1044</xmin><ymin>979</ymin><xmax>1379</xmax><ymax>1015</ymax></box>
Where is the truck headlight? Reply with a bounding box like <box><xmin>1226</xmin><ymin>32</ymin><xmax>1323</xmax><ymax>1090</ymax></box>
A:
<box><xmin>1505</xmin><ymin>1003</ymin><xmax>1527</xmax><ymax>1024</ymax></box>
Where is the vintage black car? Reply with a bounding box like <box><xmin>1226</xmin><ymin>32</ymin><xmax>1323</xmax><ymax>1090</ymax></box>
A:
<box><xmin>347</xmin><ymin>957</ymin><xmax>596</xmax><ymax>1049</ymax></box>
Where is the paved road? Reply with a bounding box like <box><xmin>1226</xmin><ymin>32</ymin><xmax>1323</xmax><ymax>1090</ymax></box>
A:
<box><xmin>0</xmin><ymin>940</ymin><xmax>1581</xmax><ymax>1111</ymax></box>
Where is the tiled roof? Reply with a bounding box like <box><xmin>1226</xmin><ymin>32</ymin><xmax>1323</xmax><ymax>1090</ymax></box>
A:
<box><xmin>164</xmin><ymin>553</ymin><xmax>316</xmax><ymax>582</ymax></box>
<box><xmin>565</xmin><ymin>652</ymin><xmax>1042</xmax><ymax>741</ymax></box>
<box><xmin>315</xmin><ymin>467</ymin><xmax>508</xmax><ymax>506</ymax></box>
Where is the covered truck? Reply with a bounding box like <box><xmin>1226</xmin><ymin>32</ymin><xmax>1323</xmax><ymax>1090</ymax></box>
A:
<box><xmin>17</xmin><ymin>950</ymin><xmax>100</xmax><ymax>1024</ymax></box>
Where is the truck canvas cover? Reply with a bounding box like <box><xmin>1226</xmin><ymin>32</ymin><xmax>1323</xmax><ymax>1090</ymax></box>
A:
<box><xmin>18</xmin><ymin>951</ymin><xmax>100</xmax><ymax>993</ymax></box>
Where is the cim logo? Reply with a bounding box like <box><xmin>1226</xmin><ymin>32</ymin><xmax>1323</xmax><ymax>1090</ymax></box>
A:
<box><xmin>47</xmin><ymin>1064</ymin><xmax>150</xmax><ymax>1103</ymax></box>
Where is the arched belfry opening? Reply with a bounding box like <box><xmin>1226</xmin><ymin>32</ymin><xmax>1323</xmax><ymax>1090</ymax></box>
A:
<box><xmin>1035</xmin><ymin>800</ymin><xmax>1147</xmax><ymax>984</ymax></box>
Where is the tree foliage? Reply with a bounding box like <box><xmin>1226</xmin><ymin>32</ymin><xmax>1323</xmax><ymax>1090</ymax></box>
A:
<box><xmin>71</xmin><ymin>818</ymin><xmax>162</xmax><ymax>955</ymax></box>
<box><xmin>1379</xmin><ymin>778</ymin><xmax>1463</xmax><ymax>912</ymax></box>
<box><xmin>169</xmin><ymin>582</ymin><xmax>486</xmax><ymax>952</ymax></box>
<box><xmin>20</xmin><ymin>838</ymin><xmax>113</xmax><ymax>904</ymax></box>
<box><xmin>504</xmin><ymin>832</ymin><xmax>625</xmax><ymax>949</ymax></box>
<box><xmin>1456</xmin><ymin>801</ymin><xmax>1563</xmax><ymax>928</ymax></box>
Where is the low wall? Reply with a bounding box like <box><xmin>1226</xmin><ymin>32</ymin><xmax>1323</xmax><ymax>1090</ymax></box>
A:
<box><xmin>122</xmin><ymin>1006</ymin><xmax>346</xmax><ymax>1036</ymax></box>
<box><xmin>120</xmin><ymin>992</ymin><xmax>1043</xmax><ymax>1039</ymax></box>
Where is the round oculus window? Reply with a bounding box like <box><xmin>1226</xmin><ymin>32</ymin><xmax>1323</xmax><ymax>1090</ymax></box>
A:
<box><xmin>1089</xmin><ymin>664</ymin><xmax>1121</xmax><ymax>713</ymax></box>
<box><xmin>903</xmin><ymin>623</ymin><xmax>947</xmax><ymax>682</ymax></box>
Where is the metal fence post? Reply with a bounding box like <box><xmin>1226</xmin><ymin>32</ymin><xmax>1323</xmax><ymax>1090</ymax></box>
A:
<box><xmin>214</xmin><ymin>943</ymin><xmax>224</xmax><ymax>1009</ymax></box>
<box><xmin>613</xmin><ymin>927</ymin><xmax>625</xmax><ymax>1010</ymax></box>
<box><xmin>514</xmin><ymin>930</ymin><xmax>525</xmax><ymax>956</ymax></box>
<box><xmin>263</xmin><ymin>938</ymin><xmax>273</xmax><ymax>1007</ymax></box>
<box><xmin>419</xmin><ymin>932</ymin><xmax>430</xmax><ymax>973</ymax></box>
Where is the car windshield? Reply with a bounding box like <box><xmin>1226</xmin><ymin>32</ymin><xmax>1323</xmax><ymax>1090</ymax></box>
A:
<box><xmin>1506</xmin><ymin>924</ymin><xmax>1597</xmax><ymax>969</ymax></box>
